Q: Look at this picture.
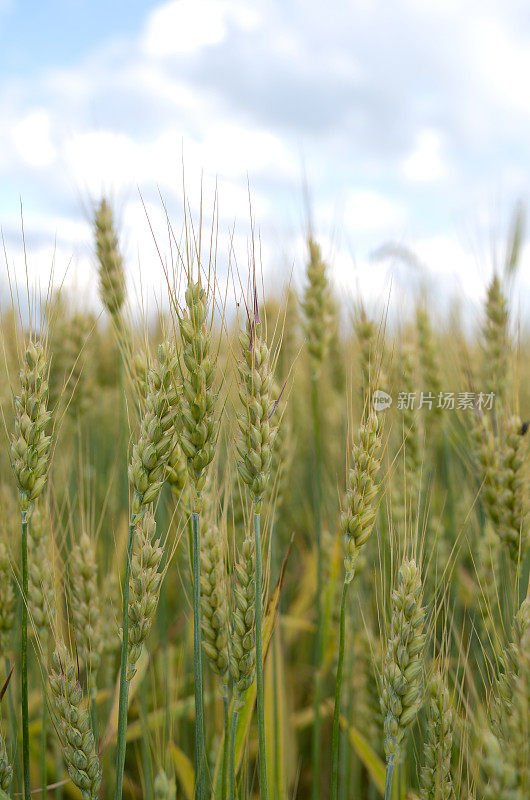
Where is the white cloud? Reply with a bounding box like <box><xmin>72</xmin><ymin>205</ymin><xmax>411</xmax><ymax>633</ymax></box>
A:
<box><xmin>343</xmin><ymin>190</ymin><xmax>407</xmax><ymax>234</ymax></box>
<box><xmin>142</xmin><ymin>0</ymin><xmax>261</xmax><ymax>57</ymax></box>
<box><xmin>402</xmin><ymin>129</ymin><xmax>448</xmax><ymax>183</ymax></box>
<box><xmin>63</xmin><ymin>131</ymin><xmax>143</xmax><ymax>195</ymax></box>
<box><xmin>413</xmin><ymin>234</ymin><xmax>483</xmax><ymax>301</ymax></box>
<box><xmin>12</xmin><ymin>110</ymin><xmax>57</xmax><ymax>168</ymax></box>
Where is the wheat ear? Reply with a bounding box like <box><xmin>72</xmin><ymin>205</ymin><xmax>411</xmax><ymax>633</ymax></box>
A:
<box><xmin>94</xmin><ymin>198</ymin><xmax>126</xmax><ymax>322</ymax></box>
<box><xmin>10</xmin><ymin>338</ymin><xmax>52</xmax><ymax>800</ymax></box>
<box><xmin>381</xmin><ymin>559</ymin><xmax>426</xmax><ymax>798</ymax></box>
<box><xmin>48</xmin><ymin>641</ymin><xmax>102</xmax><ymax>800</ymax></box>
<box><xmin>420</xmin><ymin>671</ymin><xmax>455</xmax><ymax>800</ymax></box>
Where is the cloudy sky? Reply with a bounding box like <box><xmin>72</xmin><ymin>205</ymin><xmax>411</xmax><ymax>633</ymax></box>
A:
<box><xmin>1</xmin><ymin>0</ymin><xmax>530</xmax><ymax>321</ymax></box>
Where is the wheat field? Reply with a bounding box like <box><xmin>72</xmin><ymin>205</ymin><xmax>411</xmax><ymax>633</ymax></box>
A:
<box><xmin>0</xmin><ymin>196</ymin><xmax>528</xmax><ymax>800</ymax></box>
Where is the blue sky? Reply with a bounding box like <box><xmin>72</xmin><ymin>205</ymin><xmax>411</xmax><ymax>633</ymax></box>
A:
<box><xmin>0</xmin><ymin>2</ymin><xmax>160</xmax><ymax>75</ymax></box>
<box><xmin>1</xmin><ymin>0</ymin><xmax>529</xmax><ymax>321</ymax></box>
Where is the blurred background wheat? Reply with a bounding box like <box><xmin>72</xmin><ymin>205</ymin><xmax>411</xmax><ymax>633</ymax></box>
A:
<box><xmin>0</xmin><ymin>194</ymin><xmax>527</xmax><ymax>800</ymax></box>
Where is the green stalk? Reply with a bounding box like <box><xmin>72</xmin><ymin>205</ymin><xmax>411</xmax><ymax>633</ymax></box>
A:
<box><xmin>272</xmin><ymin>628</ymin><xmax>281</xmax><ymax>800</ymax></box>
<box><xmin>21</xmin><ymin>512</ymin><xmax>30</xmax><ymax>800</ymax></box>
<box><xmin>339</xmin><ymin>598</ymin><xmax>353</xmax><ymax>800</ymax></box>
<box><xmin>384</xmin><ymin>757</ymin><xmax>395</xmax><ymax>800</ymax></box>
<box><xmin>221</xmin><ymin>693</ymin><xmax>229</xmax><ymax>800</ymax></box>
<box><xmin>271</xmin><ymin>522</ymin><xmax>282</xmax><ymax>800</ymax></box>
<box><xmin>228</xmin><ymin>706</ymin><xmax>240</xmax><ymax>800</ymax></box>
<box><xmin>113</xmin><ymin>516</ymin><xmax>136</xmax><ymax>800</ymax></box>
<box><xmin>5</xmin><ymin>656</ymin><xmax>21</xmax><ymax>795</ymax></box>
<box><xmin>310</xmin><ymin>373</ymin><xmax>323</xmax><ymax>800</ymax></box>
<box><xmin>330</xmin><ymin>580</ymin><xmax>350</xmax><ymax>800</ymax></box>
<box><xmin>254</xmin><ymin>510</ymin><xmax>268</xmax><ymax>800</ymax></box>
<box><xmin>192</xmin><ymin>510</ymin><xmax>206</xmax><ymax>800</ymax></box>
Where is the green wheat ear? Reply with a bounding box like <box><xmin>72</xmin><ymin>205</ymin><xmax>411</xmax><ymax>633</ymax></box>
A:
<box><xmin>69</xmin><ymin>532</ymin><xmax>102</xmax><ymax>679</ymax></box>
<box><xmin>178</xmin><ymin>281</ymin><xmax>218</xmax><ymax>507</ymax></box>
<box><xmin>381</xmin><ymin>558</ymin><xmax>426</xmax><ymax>763</ymax></box>
<box><xmin>340</xmin><ymin>410</ymin><xmax>382</xmax><ymax>581</ymax></box>
<box><xmin>487</xmin><ymin>597</ymin><xmax>530</xmax><ymax>797</ymax></box>
<box><xmin>95</xmin><ymin>198</ymin><xmax>126</xmax><ymax>320</ymax></box>
<box><xmin>48</xmin><ymin>641</ymin><xmax>102</xmax><ymax>800</ymax></box>
<box><xmin>10</xmin><ymin>339</ymin><xmax>52</xmax><ymax>515</ymax></box>
<box><xmin>482</xmin><ymin>273</ymin><xmax>510</xmax><ymax>408</ymax></box>
<box><xmin>302</xmin><ymin>238</ymin><xmax>333</xmax><ymax>375</ymax></box>
<box><xmin>420</xmin><ymin>671</ymin><xmax>456</xmax><ymax>800</ymax></box>
<box><xmin>236</xmin><ymin>318</ymin><xmax>277</xmax><ymax>509</ymax></box>
<box><xmin>126</xmin><ymin>509</ymin><xmax>164</xmax><ymax>680</ymax></box>
<box><xmin>229</xmin><ymin>534</ymin><xmax>256</xmax><ymax>704</ymax></box>
<box><xmin>129</xmin><ymin>342</ymin><xmax>180</xmax><ymax>518</ymax></box>
<box><xmin>28</xmin><ymin>502</ymin><xmax>53</xmax><ymax>645</ymax></box>
<box><xmin>200</xmin><ymin>524</ymin><xmax>230</xmax><ymax>683</ymax></box>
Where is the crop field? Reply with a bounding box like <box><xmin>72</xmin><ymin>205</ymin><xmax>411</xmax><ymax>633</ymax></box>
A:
<box><xmin>0</xmin><ymin>197</ymin><xmax>528</xmax><ymax>800</ymax></box>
